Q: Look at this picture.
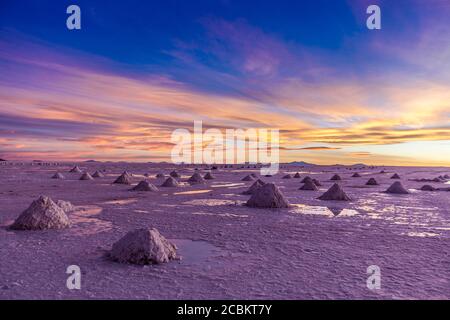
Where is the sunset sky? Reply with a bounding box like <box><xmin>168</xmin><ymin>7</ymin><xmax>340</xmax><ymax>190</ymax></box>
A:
<box><xmin>1</xmin><ymin>0</ymin><xmax>450</xmax><ymax>165</ymax></box>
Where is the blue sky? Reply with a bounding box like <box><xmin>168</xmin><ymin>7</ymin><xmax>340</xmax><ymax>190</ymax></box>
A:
<box><xmin>1</xmin><ymin>0</ymin><xmax>450</xmax><ymax>165</ymax></box>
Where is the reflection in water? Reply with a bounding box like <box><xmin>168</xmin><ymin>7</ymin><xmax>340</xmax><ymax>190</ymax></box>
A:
<box><xmin>170</xmin><ymin>239</ymin><xmax>223</xmax><ymax>266</ymax></box>
<box><xmin>102</xmin><ymin>199</ymin><xmax>137</xmax><ymax>205</ymax></box>
<box><xmin>69</xmin><ymin>206</ymin><xmax>112</xmax><ymax>236</ymax></box>
<box><xmin>211</xmin><ymin>183</ymin><xmax>245</xmax><ymax>188</ymax></box>
<box><xmin>290</xmin><ymin>204</ymin><xmax>359</xmax><ymax>217</ymax></box>
<box><xmin>182</xmin><ymin>199</ymin><xmax>245</xmax><ymax>206</ymax></box>
<box><xmin>174</xmin><ymin>190</ymin><xmax>212</xmax><ymax>195</ymax></box>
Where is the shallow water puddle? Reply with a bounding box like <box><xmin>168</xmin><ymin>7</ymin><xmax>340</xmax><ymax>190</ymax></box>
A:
<box><xmin>170</xmin><ymin>239</ymin><xmax>223</xmax><ymax>266</ymax></box>
<box><xmin>211</xmin><ymin>183</ymin><xmax>245</xmax><ymax>188</ymax></box>
<box><xmin>101</xmin><ymin>198</ymin><xmax>138</xmax><ymax>205</ymax></box>
<box><xmin>404</xmin><ymin>231</ymin><xmax>440</xmax><ymax>237</ymax></box>
<box><xmin>69</xmin><ymin>206</ymin><xmax>112</xmax><ymax>236</ymax></box>
<box><xmin>174</xmin><ymin>189</ymin><xmax>212</xmax><ymax>195</ymax></box>
<box><xmin>289</xmin><ymin>204</ymin><xmax>359</xmax><ymax>217</ymax></box>
<box><xmin>182</xmin><ymin>199</ymin><xmax>244</xmax><ymax>206</ymax></box>
<box><xmin>192</xmin><ymin>211</ymin><xmax>248</xmax><ymax>218</ymax></box>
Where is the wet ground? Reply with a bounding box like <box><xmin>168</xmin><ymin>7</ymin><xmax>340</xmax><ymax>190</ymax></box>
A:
<box><xmin>0</xmin><ymin>162</ymin><xmax>449</xmax><ymax>299</ymax></box>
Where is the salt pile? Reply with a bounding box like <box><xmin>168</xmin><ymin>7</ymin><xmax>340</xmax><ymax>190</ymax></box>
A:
<box><xmin>420</xmin><ymin>185</ymin><xmax>436</xmax><ymax>191</ymax></box>
<box><xmin>299</xmin><ymin>180</ymin><xmax>318</xmax><ymax>191</ymax></box>
<box><xmin>242</xmin><ymin>179</ymin><xmax>265</xmax><ymax>195</ymax></box>
<box><xmin>188</xmin><ymin>172</ymin><xmax>206</xmax><ymax>185</ymax></box>
<box><xmin>318</xmin><ymin>183</ymin><xmax>351</xmax><ymax>201</ymax></box>
<box><xmin>170</xmin><ymin>171</ymin><xmax>181</xmax><ymax>178</ymax></box>
<box><xmin>242</xmin><ymin>175</ymin><xmax>255</xmax><ymax>181</ymax></box>
<box><xmin>131</xmin><ymin>181</ymin><xmax>159</xmax><ymax>192</ymax></box>
<box><xmin>386</xmin><ymin>181</ymin><xmax>409</xmax><ymax>194</ymax></box>
<box><xmin>161</xmin><ymin>176</ymin><xmax>180</xmax><ymax>187</ymax></box>
<box><xmin>52</xmin><ymin>172</ymin><xmax>65</xmax><ymax>179</ymax></box>
<box><xmin>69</xmin><ymin>166</ymin><xmax>82</xmax><ymax>173</ymax></box>
<box><xmin>282</xmin><ymin>174</ymin><xmax>292</xmax><ymax>179</ymax></box>
<box><xmin>293</xmin><ymin>172</ymin><xmax>301</xmax><ymax>178</ymax></box>
<box><xmin>330</xmin><ymin>174</ymin><xmax>342</xmax><ymax>181</ymax></box>
<box><xmin>366</xmin><ymin>178</ymin><xmax>378</xmax><ymax>185</ymax></box>
<box><xmin>109</xmin><ymin>228</ymin><xmax>177</xmax><ymax>265</ymax></box>
<box><xmin>156</xmin><ymin>173</ymin><xmax>165</xmax><ymax>178</ymax></box>
<box><xmin>203</xmin><ymin>172</ymin><xmax>215</xmax><ymax>180</ymax></box>
<box><xmin>246</xmin><ymin>183</ymin><xmax>290</xmax><ymax>208</ymax></box>
<box><xmin>79</xmin><ymin>172</ymin><xmax>94</xmax><ymax>180</ymax></box>
<box><xmin>10</xmin><ymin>196</ymin><xmax>71</xmax><ymax>230</ymax></box>
<box><xmin>92</xmin><ymin>171</ymin><xmax>104</xmax><ymax>178</ymax></box>
<box><xmin>113</xmin><ymin>173</ymin><xmax>132</xmax><ymax>185</ymax></box>
<box><xmin>352</xmin><ymin>173</ymin><xmax>361</xmax><ymax>177</ymax></box>
<box><xmin>391</xmin><ymin>173</ymin><xmax>401</xmax><ymax>179</ymax></box>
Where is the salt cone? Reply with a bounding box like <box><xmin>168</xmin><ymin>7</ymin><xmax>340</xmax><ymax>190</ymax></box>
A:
<box><xmin>160</xmin><ymin>176</ymin><xmax>179</xmax><ymax>187</ymax></box>
<box><xmin>156</xmin><ymin>173</ymin><xmax>165</xmax><ymax>178</ymax></box>
<box><xmin>330</xmin><ymin>174</ymin><xmax>342</xmax><ymax>181</ymax></box>
<box><xmin>131</xmin><ymin>180</ymin><xmax>158</xmax><ymax>192</ymax></box>
<box><xmin>301</xmin><ymin>176</ymin><xmax>313</xmax><ymax>183</ymax></box>
<box><xmin>386</xmin><ymin>181</ymin><xmax>409</xmax><ymax>194</ymax></box>
<box><xmin>366</xmin><ymin>178</ymin><xmax>378</xmax><ymax>185</ymax></box>
<box><xmin>352</xmin><ymin>173</ymin><xmax>361</xmax><ymax>177</ymax></box>
<box><xmin>299</xmin><ymin>180</ymin><xmax>318</xmax><ymax>191</ymax></box>
<box><xmin>69</xmin><ymin>166</ymin><xmax>82</xmax><ymax>173</ymax></box>
<box><xmin>92</xmin><ymin>171</ymin><xmax>104</xmax><ymax>178</ymax></box>
<box><xmin>242</xmin><ymin>179</ymin><xmax>265</xmax><ymax>195</ymax></box>
<box><xmin>203</xmin><ymin>172</ymin><xmax>215</xmax><ymax>180</ymax></box>
<box><xmin>188</xmin><ymin>172</ymin><xmax>206</xmax><ymax>185</ymax></box>
<box><xmin>242</xmin><ymin>175</ymin><xmax>255</xmax><ymax>181</ymax></box>
<box><xmin>318</xmin><ymin>183</ymin><xmax>351</xmax><ymax>201</ymax></box>
<box><xmin>79</xmin><ymin>172</ymin><xmax>93</xmax><ymax>180</ymax></box>
<box><xmin>420</xmin><ymin>185</ymin><xmax>435</xmax><ymax>191</ymax></box>
<box><xmin>282</xmin><ymin>174</ymin><xmax>292</xmax><ymax>179</ymax></box>
<box><xmin>170</xmin><ymin>171</ymin><xmax>180</xmax><ymax>178</ymax></box>
<box><xmin>391</xmin><ymin>173</ymin><xmax>401</xmax><ymax>179</ymax></box>
<box><xmin>52</xmin><ymin>172</ymin><xmax>65</xmax><ymax>179</ymax></box>
<box><xmin>109</xmin><ymin>228</ymin><xmax>177</xmax><ymax>265</ymax></box>
<box><xmin>10</xmin><ymin>196</ymin><xmax>71</xmax><ymax>230</ymax></box>
<box><xmin>293</xmin><ymin>172</ymin><xmax>301</xmax><ymax>178</ymax></box>
<box><xmin>246</xmin><ymin>183</ymin><xmax>289</xmax><ymax>208</ymax></box>
<box><xmin>114</xmin><ymin>173</ymin><xmax>132</xmax><ymax>185</ymax></box>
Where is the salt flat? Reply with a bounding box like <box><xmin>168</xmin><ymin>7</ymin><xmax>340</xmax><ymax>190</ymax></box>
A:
<box><xmin>0</xmin><ymin>162</ymin><xmax>449</xmax><ymax>299</ymax></box>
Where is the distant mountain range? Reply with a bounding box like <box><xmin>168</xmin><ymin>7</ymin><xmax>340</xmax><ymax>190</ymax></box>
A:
<box><xmin>289</xmin><ymin>161</ymin><xmax>315</xmax><ymax>166</ymax></box>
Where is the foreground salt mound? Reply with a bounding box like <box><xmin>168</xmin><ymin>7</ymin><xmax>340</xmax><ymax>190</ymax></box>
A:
<box><xmin>203</xmin><ymin>172</ymin><xmax>215</xmax><ymax>180</ymax></box>
<box><xmin>92</xmin><ymin>171</ymin><xmax>104</xmax><ymax>178</ymax></box>
<box><xmin>330</xmin><ymin>174</ymin><xmax>342</xmax><ymax>181</ymax></box>
<box><xmin>246</xmin><ymin>183</ymin><xmax>289</xmax><ymax>208</ymax></box>
<box><xmin>161</xmin><ymin>176</ymin><xmax>179</xmax><ymax>187</ymax></box>
<box><xmin>113</xmin><ymin>173</ymin><xmax>132</xmax><ymax>185</ymax></box>
<box><xmin>386</xmin><ymin>181</ymin><xmax>409</xmax><ymax>194</ymax></box>
<box><xmin>242</xmin><ymin>179</ymin><xmax>265</xmax><ymax>195</ymax></box>
<box><xmin>391</xmin><ymin>173</ymin><xmax>401</xmax><ymax>179</ymax></box>
<box><xmin>10</xmin><ymin>196</ymin><xmax>71</xmax><ymax>230</ymax></box>
<box><xmin>242</xmin><ymin>175</ymin><xmax>255</xmax><ymax>181</ymax></box>
<box><xmin>299</xmin><ymin>180</ymin><xmax>318</xmax><ymax>191</ymax></box>
<box><xmin>293</xmin><ymin>172</ymin><xmax>301</xmax><ymax>178</ymax></box>
<box><xmin>318</xmin><ymin>183</ymin><xmax>351</xmax><ymax>201</ymax></box>
<box><xmin>188</xmin><ymin>172</ymin><xmax>206</xmax><ymax>185</ymax></box>
<box><xmin>131</xmin><ymin>181</ymin><xmax>158</xmax><ymax>192</ymax></box>
<box><xmin>366</xmin><ymin>178</ymin><xmax>378</xmax><ymax>185</ymax></box>
<box><xmin>170</xmin><ymin>170</ymin><xmax>180</xmax><ymax>178</ymax></box>
<box><xmin>80</xmin><ymin>172</ymin><xmax>94</xmax><ymax>180</ymax></box>
<box><xmin>109</xmin><ymin>228</ymin><xmax>177</xmax><ymax>265</ymax></box>
<box><xmin>69</xmin><ymin>166</ymin><xmax>82</xmax><ymax>173</ymax></box>
<box><xmin>52</xmin><ymin>172</ymin><xmax>65</xmax><ymax>179</ymax></box>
